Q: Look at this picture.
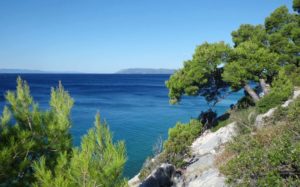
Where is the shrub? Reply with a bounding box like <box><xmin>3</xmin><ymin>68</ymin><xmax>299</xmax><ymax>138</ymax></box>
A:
<box><xmin>256</xmin><ymin>69</ymin><xmax>293</xmax><ymax>113</ymax></box>
<box><xmin>220</xmin><ymin>97</ymin><xmax>300</xmax><ymax>186</ymax></box>
<box><xmin>285</xmin><ymin>64</ymin><xmax>300</xmax><ymax>86</ymax></box>
<box><xmin>286</xmin><ymin>95</ymin><xmax>300</xmax><ymax>122</ymax></box>
<box><xmin>230</xmin><ymin>107</ymin><xmax>257</xmax><ymax>134</ymax></box>
<box><xmin>163</xmin><ymin>119</ymin><xmax>202</xmax><ymax>167</ymax></box>
<box><xmin>139</xmin><ymin>120</ymin><xmax>202</xmax><ymax>179</ymax></box>
<box><xmin>212</xmin><ymin>105</ymin><xmax>257</xmax><ymax>134</ymax></box>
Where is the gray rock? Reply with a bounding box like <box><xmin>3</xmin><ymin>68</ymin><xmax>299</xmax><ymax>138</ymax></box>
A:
<box><xmin>191</xmin><ymin>122</ymin><xmax>236</xmax><ymax>156</ymax></box>
<box><xmin>187</xmin><ymin>168</ymin><xmax>226</xmax><ymax>187</ymax></box>
<box><xmin>255</xmin><ymin>108</ymin><xmax>276</xmax><ymax>129</ymax></box>
<box><xmin>178</xmin><ymin>123</ymin><xmax>236</xmax><ymax>187</ymax></box>
<box><xmin>139</xmin><ymin>164</ymin><xmax>176</xmax><ymax>187</ymax></box>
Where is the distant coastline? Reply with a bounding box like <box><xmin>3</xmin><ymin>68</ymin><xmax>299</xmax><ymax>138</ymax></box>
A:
<box><xmin>116</xmin><ymin>68</ymin><xmax>176</xmax><ymax>74</ymax></box>
<box><xmin>0</xmin><ymin>69</ymin><xmax>81</xmax><ymax>74</ymax></box>
<box><xmin>0</xmin><ymin>69</ymin><xmax>47</xmax><ymax>74</ymax></box>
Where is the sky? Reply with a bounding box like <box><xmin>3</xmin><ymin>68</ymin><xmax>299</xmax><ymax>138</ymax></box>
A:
<box><xmin>0</xmin><ymin>0</ymin><xmax>293</xmax><ymax>73</ymax></box>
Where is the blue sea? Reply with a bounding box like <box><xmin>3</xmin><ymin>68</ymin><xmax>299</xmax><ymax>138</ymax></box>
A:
<box><xmin>0</xmin><ymin>74</ymin><xmax>243</xmax><ymax>178</ymax></box>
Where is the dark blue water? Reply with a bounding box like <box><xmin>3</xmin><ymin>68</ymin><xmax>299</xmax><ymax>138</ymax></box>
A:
<box><xmin>0</xmin><ymin>74</ymin><xmax>243</xmax><ymax>178</ymax></box>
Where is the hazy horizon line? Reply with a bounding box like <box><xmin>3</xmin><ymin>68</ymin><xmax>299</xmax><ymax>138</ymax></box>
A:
<box><xmin>0</xmin><ymin>67</ymin><xmax>176</xmax><ymax>74</ymax></box>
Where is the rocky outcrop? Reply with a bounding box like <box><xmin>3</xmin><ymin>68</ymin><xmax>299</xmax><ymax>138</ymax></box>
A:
<box><xmin>176</xmin><ymin>122</ymin><xmax>236</xmax><ymax>187</ymax></box>
<box><xmin>129</xmin><ymin>123</ymin><xmax>236</xmax><ymax>187</ymax></box>
<box><xmin>129</xmin><ymin>89</ymin><xmax>300</xmax><ymax>187</ymax></box>
<box><xmin>255</xmin><ymin>90</ymin><xmax>300</xmax><ymax>128</ymax></box>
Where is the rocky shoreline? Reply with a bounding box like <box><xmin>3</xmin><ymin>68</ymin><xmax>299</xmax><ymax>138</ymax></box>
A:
<box><xmin>129</xmin><ymin>90</ymin><xmax>300</xmax><ymax>187</ymax></box>
<box><xmin>128</xmin><ymin>122</ymin><xmax>236</xmax><ymax>187</ymax></box>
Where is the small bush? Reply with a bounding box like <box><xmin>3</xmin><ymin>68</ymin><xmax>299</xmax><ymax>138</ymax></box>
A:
<box><xmin>256</xmin><ymin>69</ymin><xmax>293</xmax><ymax>113</ymax></box>
<box><xmin>211</xmin><ymin>107</ymin><xmax>257</xmax><ymax>134</ymax></box>
<box><xmin>164</xmin><ymin>119</ymin><xmax>202</xmax><ymax>167</ymax></box>
<box><xmin>231</xmin><ymin>107</ymin><xmax>257</xmax><ymax>134</ymax></box>
<box><xmin>138</xmin><ymin>119</ymin><xmax>202</xmax><ymax>179</ymax></box>
<box><xmin>287</xmin><ymin>96</ymin><xmax>300</xmax><ymax>122</ymax></box>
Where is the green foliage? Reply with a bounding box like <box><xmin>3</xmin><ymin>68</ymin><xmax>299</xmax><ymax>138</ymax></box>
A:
<box><xmin>166</xmin><ymin>42</ymin><xmax>231</xmax><ymax>104</ymax></box>
<box><xmin>167</xmin><ymin>1</ymin><xmax>300</xmax><ymax>105</ymax></box>
<box><xmin>0</xmin><ymin>77</ymin><xmax>127</xmax><ymax>186</ymax></box>
<box><xmin>212</xmin><ymin>105</ymin><xmax>257</xmax><ymax>133</ymax></box>
<box><xmin>265</xmin><ymin>6</ymin><xmax>300</xmax><ymax>66</ymax></box>
<box><xmin>140</xmin><ymin>120</ymin><xmax>199</xmax><ymax>177</ymax></box>
<box><xmin>223</xmin><ymin>41</ymin><xmax>279</xmax><ymax>89</ymax></box>
<box><xmin>230</xmin><ymin>107</ymin><xmax>257</xmax><ymax>134</ymax></box>
<box><xmin>163</xmin><ymin>1</ymin><xmax>300</xmax><ymax>185</ymax></box>
<box><xmin>163</xmin><ymin>119</ymin><xmax>202</xmax><ymax>167</ymax></box>
<box><xmin>220</xmin><ymin>96</ymin><xmax>300</xmax><ymax>186</ymax></box>
<box><xmin>265</xmin><ymin>6</ymin><xmax>294</xmax><ymax>34</ymax></box>
<box><xmin>294</xmin><ymin>0</ymin><xmax>300</xmax><ymax>13</ymax></box>
<box><xmin>285</xmin><ymin>64</ymin><xmax>300</xmax><ymax>86</ymax></box>
<box><xmin>231</xmin><ymin>24</ymin><xmax>267</xmax><ymax>47</ymax></box>
<box><xmin>139</xmin><ymin>120</ymin><xmax>202</xmax><ymax>179</ymax></box>
<box><xmin>257</xmin><ymin>69</ymin><xmax>293</xmax><ymax>113</ymax></box>
<box><xmin>0</xmin><ymin>77</ymin><xmax>73</xmax><ymax>186</ymax></box>
<box><xmin>33</xmin><ymin>114</ymin><xmax>127</xmax><ymax>187</ymax></box>
<box><xmin>235</xmin><ymin>95</ymin><xmax>256</xmax><ymax>110</ymax></box>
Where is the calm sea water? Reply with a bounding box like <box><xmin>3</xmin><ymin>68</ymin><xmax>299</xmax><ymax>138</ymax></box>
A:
<box><xmin>0</xmin><ymin>74</ymin><xmax>243</xmax><ymax>178</ymax></box>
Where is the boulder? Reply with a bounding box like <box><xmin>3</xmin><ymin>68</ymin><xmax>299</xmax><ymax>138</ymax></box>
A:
<box><xmin>139</xmin><ymin>163</ymin><xmax>176</xmax><ymax>187</ymax></box>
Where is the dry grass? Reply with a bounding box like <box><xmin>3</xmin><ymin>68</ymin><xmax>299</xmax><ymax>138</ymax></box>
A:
<box><xmin>253</xmin><ymin>122</ymin><xmax>286</xmax><ymax>146</ymax></box>
<box><xmin>214</xmin><ymin>148</ymin><xmax>236</xmax><ymax>168</ymax></box>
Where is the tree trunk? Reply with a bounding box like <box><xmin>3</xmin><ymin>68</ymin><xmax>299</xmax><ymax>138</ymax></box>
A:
<box><xmin>259</xmin><ymin>78</ymin><xmax>269</xmax><ymax>96</ymax></box>
<box><xmin>244</xmin><ymin>84</ymin><xmax>260</xmax><ymax>102</ymax></box>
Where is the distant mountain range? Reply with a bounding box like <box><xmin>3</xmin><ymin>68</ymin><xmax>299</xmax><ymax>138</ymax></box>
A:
<box><xmin>0</xmin><ymin>69</ymin><xmax>80</xmax><ymax>74</ymax></box>
<box><xmin>0</xmin><ymin>69</ymin><xmax>48</xmax><ymax>73</ymax></box>
<box><xmin>116</xmin><ymin>68</ymin><xmax>176</xmax><ymax>74</ymax></box>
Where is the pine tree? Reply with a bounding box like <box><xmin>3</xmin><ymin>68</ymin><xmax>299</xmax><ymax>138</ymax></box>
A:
<box><xmin>166</xmin><ymin>1</ymin><xmax>300</xmax><ymax>105</ymax></box>
<box><xmin>0</xmin><ymin>77</ymin><xmax>73</xmax><ymax>185</ymax></box>
<box><xmin>165</xmin><ymin>42</ymin><xmax>232</xmax><ymax>105</ymax></box>
<box><xmin>33</xmin><ymin>113</ymin><xmax>127</xmax><ymax>187</ymax></box>
<box><xmin>0</xmin><ymin>77</ymin><xmax>127</xmax><ymax>186</ymax></box>
<box><xmin>222</xmin><ymin>41</ymin><xmax>279</xmax><ymax>102</ymax></box>
<box><xmin>294</xmin><ymin>0</ymin><xmax>300</xmax><ymax>13</ymax></box>
<box><xmin>265</xmin><ymin>6</ymin><xmax>300</xmax><ymax>66</ymax></box>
